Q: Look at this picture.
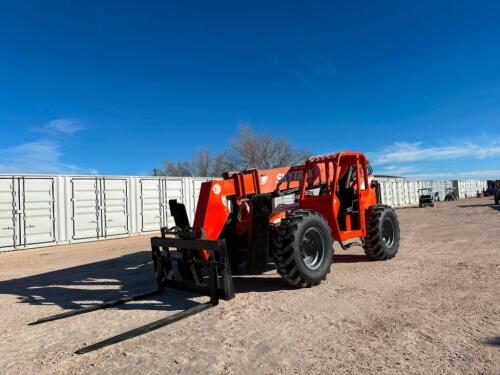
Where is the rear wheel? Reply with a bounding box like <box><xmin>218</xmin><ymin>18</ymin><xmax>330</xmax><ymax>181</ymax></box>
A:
<box><xmin>495</xmin><ymin>193</ymin><xmax>499</xmax><ymax>205</ymax></box>
<box><xmin>271</xmin><ymin>210</ymin><xmax>333</xmax><ymax>287</ymax></box>
<box><xmin>363</xmin><ymin>205</ymin><xmax>400</xmax><ymax>260</ymax></box>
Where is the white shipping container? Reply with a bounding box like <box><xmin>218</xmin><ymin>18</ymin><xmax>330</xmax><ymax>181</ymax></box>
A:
<box><xmin>0</xmin><ymin>174</ymin><xmax>489</xmax><ymax>251</ymax></box>
<box><xmin>139</xmin><ymin>178</ymin><xmax>162</xmax><ymax>232</ymax></box>
<box><xmin>102</xmin><ymin>178</ymin><xmax>129</xmax><ymax>237</ymax></box>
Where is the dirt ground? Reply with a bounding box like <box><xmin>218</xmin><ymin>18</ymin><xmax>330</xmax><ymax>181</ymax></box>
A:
<box><xmin>0</xmin><ymin>197</ymin><xmax>498</xmax><ymax>374</ymax></box>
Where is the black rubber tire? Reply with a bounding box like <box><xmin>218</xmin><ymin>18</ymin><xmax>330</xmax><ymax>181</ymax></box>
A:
<box><xmin>363</xmin><ymin>205</ymin><xmax>400</xmax><ymax>260</ymax></box>
<box><xmin>271</xmin><ymin>209</ymin><xmax>333</xmax><ymax>287</ymax></box>
<box><xmin>495</xmin><ymin>193</ymin><xmax>500</xmax><ymax>205</ymax></box>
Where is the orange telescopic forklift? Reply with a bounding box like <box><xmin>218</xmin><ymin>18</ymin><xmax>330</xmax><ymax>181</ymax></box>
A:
<box><xmin>33</xmin><ymin>151</ymin><xmax>400</xmax><ymax>354</ymax></box>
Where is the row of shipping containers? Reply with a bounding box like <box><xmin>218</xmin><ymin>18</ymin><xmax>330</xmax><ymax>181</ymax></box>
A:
<box><xmin>377</xmin><ymin>178</ymin><xmax>487</xmax><ymax>207</ymax></box>
<box><xmin>452</xmin><ymin>180</ymin><xmax>489</xmax><ymax>199</ymax></box>
<box><xmin>0</xmin><ymin>175</ymin><xmax>210</xmax><ymax>252</ymax></box>
<box><xmin>0</xmin><ymin>174</ymin><xmax>489</xmax><ymax>252</ymax></box>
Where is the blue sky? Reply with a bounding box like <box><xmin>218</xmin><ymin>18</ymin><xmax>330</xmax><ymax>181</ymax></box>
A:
<box><xmin>0</xmin><ymin>1</ymin><xmax>499</xmax><ymax>178</ymax></box>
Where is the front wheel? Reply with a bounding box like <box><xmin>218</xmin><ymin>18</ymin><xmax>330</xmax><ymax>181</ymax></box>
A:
<box><xmin>363</xmin><ymin>205</ymin><xmax>400</xmax><ymax>260</ymax></box>
<box><xmin>271</xmin><ymin>210</ymin><xmax>333</xmax><ymax>287</ymax></box>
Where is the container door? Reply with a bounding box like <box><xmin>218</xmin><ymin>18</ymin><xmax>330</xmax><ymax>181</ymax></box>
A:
<box><xmin>382</xmin><ymin>182</ymin><xmax>391</xmax><ymax>206</ymax></box>
<box><xmin>21</xmin><ymin>178</ymin><xmax>56</xmax><ymax>245</ymax></box>
<box><xmin>411</xmin><ymin>182</ymin><xmax>418</xmax><ymax>204</ymax></box>
<box><xmin>140</xmin><ymin>179</ymin><xmax>162</xmax><ymax>232</ymax></box>
<box><xmin>401</xmin><ymin>182</ymin><xmax>410</xmax><ymax>206</ymax></box>
<box><xmin>164</xmin><ymin>178</ymin><xmax>185</xmax><ymax>228</ymax></box>
<box><xmin>0</xmin><ymin>178</ymin><xmax>17</xmax><ymax>249</ymax></box>
<box><xmin>381</xmin><ymin>182</ymin><xmax>390</xmax><ymax>206</ymax></box>
<box><xmin>71</xmin><ymin>178</ymin><xmax>100</xmax><ymax>239</ymax></box>
<box><xmin>103</xmin><ymin>178</ymin><xmax>129</xmax><ymax>237</ymax></box>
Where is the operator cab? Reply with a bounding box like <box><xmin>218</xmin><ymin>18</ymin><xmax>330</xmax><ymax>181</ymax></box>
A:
<box><xmin>299</xmin><ymin>153</ymin><xmax>373</xmax><ymax>237</ymax></box>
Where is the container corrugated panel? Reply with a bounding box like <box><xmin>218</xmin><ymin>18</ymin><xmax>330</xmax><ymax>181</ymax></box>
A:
<box><xmin>388</xmin><ymin>182</ymin><xmax>396</xmax><ymax>206</ymax></box>
<box><xmin>431</xmin><ymin>181</ymin><xmax>444</xmax><ymax>201</ymax></box>
<box><xmin>401</xmin><ymin>182</ymin><xmax>409</xmax><ymax>206</ymax></box>
<box><xmin>22</xmin><ymin>177</ymin><xmax>56</xmax><ymax>246</ymax></box>
<box><xmin>379</xmin><ymin>182</ymin><xmax>388</xmax><ymax>205</ymax></box>
<box><xmin>0</xmin><ymin>177</ymin><xmax>16</xmax><ymax>248</ymax></box>
<box><xmin>103</xmin><ymin>178</ymin><xmax>129</xmax><ymax>237</ymax></box>
<box><xmin>71</xmin><ymin>178</ymin><xmax>100</xmax><ymax>240</ymax></box>
<box><xmin>410</xmin><ymin>181</ymin><xmax>419</xmax><ymax>204</ymax></box>
<box><xmin>393</xmin><ymin>182</ymin><xmax>398</xmax><ymax>206</ymax></box>
<box><xmin>164</xmin><ymin>178</ymin><xmax>185</xmax><ymax>228</ymax></box>
<box><xmin>407</xmin><ymin>181</ymin><xmax>414</xmax><ymax>203</ymax></box>
<box><xmin>406</xmin><ymin>182</ymin><xmax>413</xmax><ymax>205</ymax></box>
<box><xmin>453</xmin><ymin>179</ymin><xmax>489</xmax><ymax>198</ymax></box>
<box><xmin>397</xmin><ymin>182</ymin><xmax>404</xmax><ymax>206</ymax></box>
<box><xmin>139</xmin><ymin>178</ymin><xmax>162</xmax><ymax>232</ymax></box>
<box><xmin>394</xmin><ymin>182</ymin><xmax>401</xmax><ymax>206</ymax></box>
<box><xmin>402</xmin><ymin>182</ymin><xmax>409</xmax><ymax>205</ymax></box>
<box><xmin>382</xmin><ymin>182</ymin><xmax>389</xmax><ymax>205</ymax></box>
<box><xmin>385</xmin><ymin>182</ymin><xmax>394</xmax><ymax>206</ymax></box>
<box><xmin>384</xmin><ymin>182</ymin><xmax>394</xmax><ymax>206</ymax></box>
<box><xmin>392</xmin><ymin>182</ymin><xmax>399</xmax><ymax>206</ymax></box>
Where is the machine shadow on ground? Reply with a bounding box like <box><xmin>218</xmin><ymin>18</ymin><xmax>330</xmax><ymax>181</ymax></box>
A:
<box><xmin>232</xmin><ymin>253</ymin><xmax>372</xmax><ymax>292</ymax></box>
<box><xmin>0</xmin><ymin>251</ymin><xmax>198</xmax><ymax>313</ymax></box>
<box><xmin>0</xmin><ymin>249</ymin><xmax>375</xmax><ymax>311</ymax></box>
<box><xmin>233</xmin><ymin>253</ymin><xmax>372</xmax><ymax>293</ymax></box>
<box><xmin>0</xmin><ymin>250</ymin><xmax>292</xmax><ymax>312</ymax></box>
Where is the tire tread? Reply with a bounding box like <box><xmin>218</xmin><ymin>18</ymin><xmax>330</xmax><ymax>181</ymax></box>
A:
<box><xmin>363</xmin><ymin>205</ymin><xmax>400</xmax><ymax>260</ymax></box>
<box><xmin>271</xmin><ymin>209</ymin><xmax>333</xmax><ymax>287</ymax></box>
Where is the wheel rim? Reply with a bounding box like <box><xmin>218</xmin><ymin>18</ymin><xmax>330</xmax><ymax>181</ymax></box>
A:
<box><xmin>300</xmin><ymin>227</ymin><xmax>325</xmax><ymax>271</ymax></box>
<box><xmin>382</xmin><ymin>217</ymin><xmax>395</xmax><ymax>248</ymax></box>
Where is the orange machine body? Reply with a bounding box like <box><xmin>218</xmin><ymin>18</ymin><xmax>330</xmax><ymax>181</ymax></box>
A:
<box><xmin>192</xmin><ymin>152</ymin><xmax>378</xmax><ymax>260</ymax></box>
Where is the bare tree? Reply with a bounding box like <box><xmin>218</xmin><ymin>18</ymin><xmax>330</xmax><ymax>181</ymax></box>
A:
<box><xmin>155</xmin><ymin>124</ymin><xmax>311</xmax><ymax>176</ymax></box>
<box><xmin>191</xmin><ymin>149</ymin><xmax>212</xmax><ymax>177</ymax></box>
<box><xmin>271</xmin><ymin>137</ymin><xmax>312</xmax><ymax>166</ymax></box>
<box><xmin>158</xmin><ymin>160</ymin><xmax>192</xmax><ymax>177</ymax></box>
<box><xmin>231</xmin><ymin>124</ymin><xmax>271</xmax><ymax>169</ymax></box>
<box><xmin>231</xmin><ymin>124</ymin><xmax>309</xmax><ymax>169</ymax></box>
<box><xmin>211</xmin><ymin>150</ymin><xmax>239</xmax><ymax>177</ymax></box>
